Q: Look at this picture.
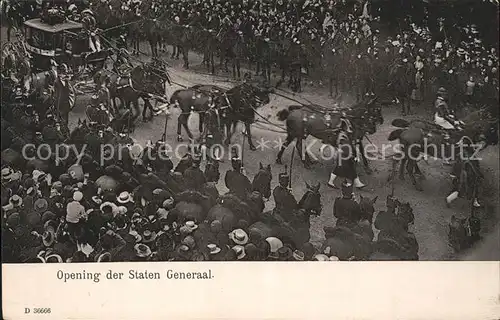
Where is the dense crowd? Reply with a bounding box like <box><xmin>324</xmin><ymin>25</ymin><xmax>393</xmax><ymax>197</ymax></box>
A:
<box><xmin>1</xmin><ymin>0</ymin><xmax>496</xmax><ymax>263</ymax></box>
<box><xmin>86</xmin><ymin>0</ymin><xmax>499</xmax><ymax>107</ymax></box>
<box><xmin>3</xmin><ymin>0</ymin><xmax>499</xmax><ymax>106</ymax></box>
<box><xmin>2</xmin><ymin>143</ymin><xmax>416</xmax><ymax>263</ymax></box>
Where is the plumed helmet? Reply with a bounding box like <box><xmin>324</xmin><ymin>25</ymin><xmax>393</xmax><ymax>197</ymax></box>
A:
<box><xmin>231</xmin><ymin>156</ymin><xmax>242</xmax><ymax>170</ymax></box>
<box><xmin>341</xmin><ymin>180</ymin><xmax>353</xmax><ymax>196</ymax></box>
<box><xmin>91</xmin><ymin>95</ymin><xmax>99</xmax><ymax>105</ymax></box>
<box><xmin>278</xmin><ymin>172</ymin><xmax>289</xmax><ymax>186</ymax></box>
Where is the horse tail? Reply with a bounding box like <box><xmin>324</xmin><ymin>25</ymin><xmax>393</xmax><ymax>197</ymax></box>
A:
<box><xmin>391</xmin><ymin>119</ymin><xmax>410</xmax><ymax>128</ymax></box>
<box><xmin>388</xmin><ymin>129</ymin><xmax>404</xmax><ymax>141</ymax></box>
<box><xmin>276</xmin><ymin>108</ymin><xmax>289</xmax><ymax>121</ymax></box>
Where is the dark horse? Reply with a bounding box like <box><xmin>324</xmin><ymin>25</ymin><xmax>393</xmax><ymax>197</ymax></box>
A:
<box><xmin>93</xmin><ymin>62</ymin><xmax>170</xmax><ymax>122</ymax></box>
<box><xmin>218</xmin><ymin>28</ymin><xmax>246</xmax><ymax>79</ymax></box>
<box><xmin>252</xmin><ymin>182</ymin><xmax>323</xmax><ymax>248</ymax></box>
<box><xmin>275</xmin><ymin>98</ymin><xmax>384</xmax><ymax>169</ymax></box>
<box><xmin>387</xmin><ymin>108</ymin><xmax>498</xmax><ymax>191</ymax></box>
<box><xmin>169</xmin><ymin>84</ymin><xmax>226</xmax><ymax>142</ymax></box>
<box><xmin>217</xmin><ymin>83</ymin><xmax>273</xmax><ymax>151</ymax></box>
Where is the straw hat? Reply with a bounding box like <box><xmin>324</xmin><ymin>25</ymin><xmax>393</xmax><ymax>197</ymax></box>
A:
<box><xmin>45</xmin><ymin>254</ymin><xmax>64</xmax><ymax>263</ymax></box>
<box><xmin>142</xmin><ymin>230</ymin><xmax>157</xmax><ymax>244</ymax></box>
<box><xmin>313</xmin><ymin>254</ymin><xmax>330</xmax><ymax>261</ymax></box>
<box><xmin>292</xmin><ymin>250</ymin><xmax>305</xmax><ymax>261</ymax></box>
<box><xmin>117</xmin><ymin>191</ymin><xmax>133</xmax><ymax>204</ymax></box>
<box><xmin>229</xmin><ymin>229</ymin><xmax>249</xmax><ymax>245</ymax></box>
<box><xmin>9</xmin><ymin>195</ymin><xmax>23</xmax><ymax>207</ymax></box>
<box><xmin>207</xmin><ymin>243</ymin><xmax>221</xmax><ymax>255</ymax></box>
<box><xmin>134</xmin><ymin>243</ymin><xmax>152</xmax><ymax>258</ymax></box>
<box><xmin>185</xmin><ymin>221</ymin><xmax>198</xmax><ymax>232</ymax></box>
<box><xmin>265</xmin><ymin>237</ymin><xmax>283</xmax><ymax>254</ymax></box>
<box><xmin>42</xmin><ymin>227</ymin><xmax>56</xmax><ymax>247</ymax></box>
<box><xmin>232</xmin><ymin>245</ymin><xmax>246</xmax><ymax>260</ymax></box>
<box><xmin>129</xmin><ymin>230</ymin><xmax>143</xmax><ymax>243</ymax></box>
<box><xmin>2</xmin><ymin>167</ymin><xmax>14</xmax><ymax>181</ymax></box>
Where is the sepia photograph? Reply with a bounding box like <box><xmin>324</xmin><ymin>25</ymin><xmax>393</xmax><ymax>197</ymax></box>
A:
<box><xmin>1</xmin><ymin>0</ymin><xmax>499</xmax><ymax>264</ymax></box>
<box><xmin>1</xmin><ymin>0</ymin><xmax>499</xmax><ymax>317</ymax></box>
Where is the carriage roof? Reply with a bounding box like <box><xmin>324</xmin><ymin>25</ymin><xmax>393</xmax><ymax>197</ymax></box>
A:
<box><xmin>24</xmin><ymin>18</ymin><xmax>83</xmax><ymax>33</ymax></box>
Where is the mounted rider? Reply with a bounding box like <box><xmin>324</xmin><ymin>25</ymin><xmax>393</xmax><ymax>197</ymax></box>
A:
<box><xmin>183</xmin><ymin>152</ymin><xmax>206</xmax><ymax>191</ymax></box>
<box><xmin>86</xmin><ymin>94</ymin><xmax>113</xmax><ymax>126</ymax></box>
<box><xmin>333</xmin><ymin>180</ymin><xmax>362</xmax><ymax>227</ymax></box>
<box><xmin>434</xmin><ymin>87</ymin><xmax>464</xmax><ymax>133</ymax></box>
<box><xmin>224</xmin><ymin>156</ymin><xmax>252</xmax><ymax>200</ymax></box>
<box><xmin>272</xmin><ymin>171</ymin><xmax>298</xmax><ymax>221</ymax></box>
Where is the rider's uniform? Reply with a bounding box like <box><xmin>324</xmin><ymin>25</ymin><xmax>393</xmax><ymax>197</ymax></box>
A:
<box><xmin>434</xmin><ymin>96</ymin><xmax>455</xmax><ymax>129</ymax></box>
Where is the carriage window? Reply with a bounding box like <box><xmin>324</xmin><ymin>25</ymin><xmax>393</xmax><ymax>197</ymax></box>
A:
<box><xmin>26</xmin><ymin>28</ymin><xmax>51</xmax><ymax>49</ymax></box>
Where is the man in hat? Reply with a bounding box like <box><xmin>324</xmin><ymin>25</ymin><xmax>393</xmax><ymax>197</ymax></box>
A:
<box><xmin>434</xmin><ymin>87</ymin><xmax>461</xmax><ymax>131</ymax></box>
<box><xmin>149</xmin><ymin>141</ymin><xmax>174</xmax><ymax>174</ymax></box>
<box><xmin>114</xmin><ymin>48</ymin><xmax>134</xmax><ymax>77</ymax></box>
<box><xmin>97</xmin><ymin>75</ymin><xmax>114</xmax><ymax>114</ymax></box>
<box><xmin>116</xmin><ymin>33</ymin><xmax>128</xmax><ymax>50</ymax></box>
<box><xmin>224</xmin><ymin>156</ymin><xmax>252</xmax><ymax>200</ymax></box>
<box><xmin>182</xmin><ymin>153</ymin><xmax>206</xmax><ymax>191</ymax></box>
<box><xmin>333</xmin><ymin>180</ymin><xmax>362</xmax><ymax>227</ymax></box>
<box><xmin>19</xmin><ymin>104</ymin><xmax>39</xmax><ymax>134</ymax></box>
<box><xmin>272</xmin><ymin>172</ymin><xmax>297</xmax><ymax>220</ymax></box>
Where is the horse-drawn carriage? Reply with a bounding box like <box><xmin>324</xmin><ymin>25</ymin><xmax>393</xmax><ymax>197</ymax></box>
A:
<box><xmin>22</xmin><ymin>8</ymin><xmax>112</xmax><ymax>71</ymax></box>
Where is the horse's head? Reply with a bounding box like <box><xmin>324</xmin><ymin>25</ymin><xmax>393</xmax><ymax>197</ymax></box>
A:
<box><xmin>251</xmin><ymin>85</ymin><xmax>272</xmax><ymax>107</ymax></box>
<box><xmin>252</xmin><ymin>162</ymin><xmax>272</xmax><ymax>199</ymax></box>
<box><xmin>299</xmin><ymin>182</ymin><xmax>322</xmax><ymax>216</ymax></box>
<box><xmin>397</xmin><ymin>201</ymin><xmax>414</xmax><ymax>226</ymax></box>
<box><xmin>359</xmin><ymin>195</ymin><xmax>377</xmax><ymax>222</ymax></box>
<box><xmin>358</xmin><ymin>98</ymin><xmax>383</xmax><ymax>134</ymax></box>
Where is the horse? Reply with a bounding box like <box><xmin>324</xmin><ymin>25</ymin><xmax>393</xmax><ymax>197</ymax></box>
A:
<box><xmin>251</xmin><ymin>182</ymin><xmax>323</xmax><ymax>249</ymax></box>
<box><xmin>85</xmin><ymin>103</ymin><xmax>114</xmax><ymax>127</ymax></box>
<box><xmin>218</xmin><ymin>83</ymin><xmax>273</xmax><ymax>150</ymax></box>
<box><xmin>275</xmin><ymin>98</ymin><xmax>384</xmax><ymax>169</ymax></box>
<box><xmin>168</xmin><ymin>84</ymin><xmax>226</xmax><ymax>141</ymax></box>
<box><xmin>372</xmin><ymin>196</ymin><xmax>419</xmax><ymax>260</ymax></box>
<box><xmin>448</xmin><ymin>213</ymin><xmax>481</xmax><ymax>254</ymax></box>
<box><xmin>93</xmin><ymin>63</ymin><xmax>168</xmax><ymax>122</ymax></box>
<box><xmin>321</xmin><ymin>193</ymin><xmax>378</xmax><ymax>261</ymax></box>
<box><xmin>251</xmin><ymin>162</ymin><xmax>272</xmax><ymax>201</ymax></box>
<box><xmin>218</xmin><ymin>28</ymin><xmax>246</xmax><ymax>79</ymax></box>
<box><xmin>387</xmin><ymin>109</ymin><xmax>498</xmax><ymax>191</ymax></box>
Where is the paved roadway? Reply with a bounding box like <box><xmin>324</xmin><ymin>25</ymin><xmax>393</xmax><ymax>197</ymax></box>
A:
<box><xmin>4</xmin><ymin>28</ymin><xmax>499</xmax><ymax>260</ymax></box>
